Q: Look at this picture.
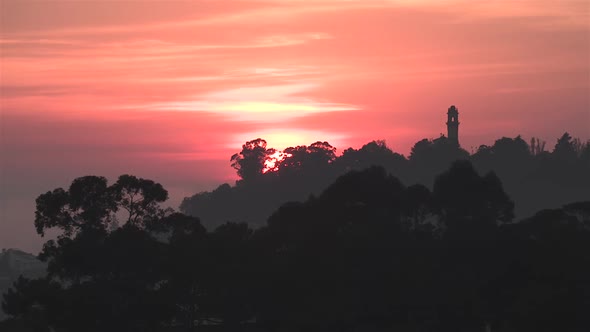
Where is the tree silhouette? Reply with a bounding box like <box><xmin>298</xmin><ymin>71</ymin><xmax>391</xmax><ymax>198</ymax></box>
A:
<box><xmin>408</xmin><ymin>135</ymin><xmax>470</xmax><ymax>187</ymax></box>
<box><xmin>4</xmin><ymin>130</ymin><xmax>590</xmax><ymax>332</ymax></box>
<box><xmin>337</xmin><ymin>140</ymin><xmax>407</xmax><ymax>176</ymax></box>
<box><xmin>1</xmin><ymin>277</ymin><xmax>61</xmax><ymax>331</ymax></box>
<box><xmin>433</xmin><ymin>160</ymin><xmax>514</xmax><ymax>237</ymax></box>
<box><xmin>34</xmin><ymin>174</ymin><xmax>169</xmax><ymax>238</ymax></box>
<box><xmin>230</xmin><ymin>138</ymin><xmax>276</xmax><ymax>183</ymax></box>
<box><xmin>181</xmin><ymin>131</ymin><xmax>590</xmax><ymax>232</ymax></box>
<box><xmin>111</xmin><ymin>175</ymin><xmax>169</xmax><ymax>227</ymax></box>
<box><xmin>553</xmin><ymin>132</ymin><xmax>577</xmax><ymax>162</ymax></box>
<box><xmin>401</xmin><ymin>184</ymin><xmax>437</xmax><ymax>235</ymax></box>
<box><xmin>34</xmin><ymin>176</ymin><xmax>114</xmax><ymax>237</ymax></box>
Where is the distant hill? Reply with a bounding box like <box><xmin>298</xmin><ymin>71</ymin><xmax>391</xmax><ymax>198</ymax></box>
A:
<box><xmin>0</xmin><ymin>249</ymin><xmax>47</xmax><ymax>321</ymax></box>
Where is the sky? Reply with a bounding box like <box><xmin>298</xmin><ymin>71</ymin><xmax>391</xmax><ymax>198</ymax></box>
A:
<box><xmin>1</xmin><ymin>0</ymin><xmax>589</xmax><ymax>253</ymax></box>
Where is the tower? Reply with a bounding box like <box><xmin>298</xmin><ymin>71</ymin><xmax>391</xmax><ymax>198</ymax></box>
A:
<box><xmin>446</xmin><ymin>105</ymin><xmax>459</xmax><ymax>146</ymax></box>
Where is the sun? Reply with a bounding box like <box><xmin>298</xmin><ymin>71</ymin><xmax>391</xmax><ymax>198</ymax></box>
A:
<box><xmin>230</xmin><ymin>129</ymin><xmax>348</xmax><ymax>173</ymax></box>
<box><xmin>233</xmin><ymin>129</ymin><xmax>346</xmax><ymax>152</ymax></box>
<box><xmin>263</xmin><ymin>151</ymin><xmax>290</xmax><ymax>173</ymax></box>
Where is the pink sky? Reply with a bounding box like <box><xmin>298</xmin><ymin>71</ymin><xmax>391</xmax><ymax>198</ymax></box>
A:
<box><xmin>1</xmin><ymin>0</ymin><xmax>589</xmax><ymax>253</ymax></box>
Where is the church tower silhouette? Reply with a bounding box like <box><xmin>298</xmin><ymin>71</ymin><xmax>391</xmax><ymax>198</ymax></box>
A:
<box><xmin>446</xmin><ymin>105</ymin><xmax>459</xmax><ymax>146</ymax></box>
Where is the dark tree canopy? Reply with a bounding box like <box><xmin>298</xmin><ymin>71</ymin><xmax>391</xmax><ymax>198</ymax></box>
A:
<box><xmin>230</xmin><ymin>138</ymin><xmax>276</xmax><ymax>182</ymax></box>
<box><xmin>34</xmin><ymin>174</ymin><xmax>169</xmax><ymax>238</ymax></box>
<box><xmin>181</xmin><ymin>132</ymin><xmax>589</xmax><ymax>231</ymax></box>
<box><xmin>3</xmin><ymin>131</ymin><xmax>590</xmax><ymax>332</ymax></box>
<box><xmin>433</xmin><ymin>160</ymin><xmax>514</xmax><ymax>239</ymax></box>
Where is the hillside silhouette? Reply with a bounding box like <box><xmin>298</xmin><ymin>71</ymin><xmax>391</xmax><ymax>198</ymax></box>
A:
<box><xmin>2</xmin><ymin>105</ymin><xmax>589</xmax><ymax>331</ymax></box>
<box><xmin>181</xmin><ymin>132</ymin><xmax>590</xmax><ymax>231</ymax></box>
<box><xmin>2</xmin><ymin>157</ymin><xmax>589</xmax><ymax>331</ymax></box>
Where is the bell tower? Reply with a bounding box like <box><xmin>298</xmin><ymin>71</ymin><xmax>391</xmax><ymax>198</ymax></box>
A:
<box><xmin>446</xmin><ymin>105</ymin><xmax>459</xmax><ymax>146</ymax></box>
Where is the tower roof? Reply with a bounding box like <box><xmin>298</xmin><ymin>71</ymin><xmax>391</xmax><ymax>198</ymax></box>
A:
<box><xmin>447</xmin><ymin>105</ymin><xmax>458</xmax><ymax>114</ymax></box>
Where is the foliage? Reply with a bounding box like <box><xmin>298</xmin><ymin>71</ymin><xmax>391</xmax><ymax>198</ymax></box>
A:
<box><xmin>3</xmin><ymin>131</ymin><xmax>590</xmax><ymax>331</ymax></box>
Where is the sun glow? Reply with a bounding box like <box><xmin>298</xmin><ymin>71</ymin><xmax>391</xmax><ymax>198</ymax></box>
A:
<box><xmin>232</xmin><ymin>129</ymin><xmax>347</xmax><ymax>153</ymax></box>
<box><xmin>263</xmin><ymin>151</ymin><xmax>291</xmax><ymax>173</ymax></box>
<box><xmin>132</xmin><ymin>83</ymin><xmax>359</xmax><ymax>122</ymax></box>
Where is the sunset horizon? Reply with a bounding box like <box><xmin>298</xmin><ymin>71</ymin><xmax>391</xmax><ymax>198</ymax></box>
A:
<box><xmin>2</xmin><ymin>0</ymin><xmax>589</xmax><ymax>253</ymax></box>
<box><xmin>1</xmin><ymin>2</ymin><xmax>590</xmax><ymax>330</ymax></box>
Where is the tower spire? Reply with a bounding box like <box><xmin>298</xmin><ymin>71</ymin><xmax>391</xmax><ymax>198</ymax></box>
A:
<box><xmin>446</xmin><ymin>105</ymin><xmax>459</xmax><ymax>146</ymax></box>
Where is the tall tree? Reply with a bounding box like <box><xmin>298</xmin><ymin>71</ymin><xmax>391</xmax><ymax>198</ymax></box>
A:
<box><xmin>553</xmin><ymin>132</ymin><xmax>577</xmax><ymax>161</ymax></box>
<box><xmin>433</xmin><ymin>160</ymin><xmax>514</xmax><ymax>236</ymax></box>
<box><xmin>230</xmin><ymin>138</ymin><xmax>276</xmax><ymax>183</ymax></box>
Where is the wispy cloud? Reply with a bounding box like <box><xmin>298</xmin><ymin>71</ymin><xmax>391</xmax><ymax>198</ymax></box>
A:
<box><xmin>133</xmin><ymin>83</ymin><xmax>360</xmax><ymax>122</ymax></box>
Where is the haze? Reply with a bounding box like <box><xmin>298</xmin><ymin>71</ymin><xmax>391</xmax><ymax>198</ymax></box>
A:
<box><xmin>1</xmin><ymin>0</ymin><xmax>589</xmax><ymax>253</ymax></box>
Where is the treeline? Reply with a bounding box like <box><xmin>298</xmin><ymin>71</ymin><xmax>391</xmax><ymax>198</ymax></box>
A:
<box><xmin>2</xmin><ymin>162</ymin><xmax>589</xmax><ymax>331</ymax></box>
<box><xmin>181</xmin><ymin>133</ymin><xmax>590</xmax><ymax>230</ymax></box>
